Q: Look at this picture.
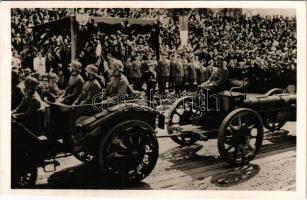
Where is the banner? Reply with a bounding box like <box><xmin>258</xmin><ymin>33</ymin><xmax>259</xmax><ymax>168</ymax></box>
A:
<box><xmin>179</xmin><ymin>15</ymin><xmax>188</xmax><ymax>46</ymax></box>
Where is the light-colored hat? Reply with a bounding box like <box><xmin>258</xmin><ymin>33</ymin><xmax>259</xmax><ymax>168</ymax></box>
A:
<box><xmin>24</xmin><ymin>76</ymin><xmax>39</xmax><ymax>88</ymax></box>
<box><xmin>23</xmin><ymin>68</ymin><xmax>32</xmax><ymax>74</ymax></box>
<box><xmin>68</xmin><ymin>60</ymin><xmax>82</xmax><ymax>72</ymax></box>
<box><xmin>85</xmin><ymin>64</ymin><xmax>99</xmax><ymax>76</ymax></box>
<box><xmin>110</xmin><ymin>60</ymin><xmax>124</xmax><ymax>73</ymax></box>
<box><xmin>48</xmin><ymin>72</ymin><xmax>59</xmax><ymax>80</ymax></box>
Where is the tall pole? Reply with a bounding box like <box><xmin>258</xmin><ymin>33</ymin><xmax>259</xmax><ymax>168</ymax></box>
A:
<box><xmin>70</xmin><ymin>16</ymin><xmax>76</xmax><ymax>61</ymax></box>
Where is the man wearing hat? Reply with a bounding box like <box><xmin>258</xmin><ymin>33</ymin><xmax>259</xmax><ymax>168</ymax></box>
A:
<box><xmin>199</xmin><ymin>55</ymin><xmax>229</xmax><ymax>92</ymax></box>
<box><xmin>60</xmin><ymin>60</ymin><xmax>84</xmax><ymax>105</ymax></box>
<box><xmin>74</xmin><ymin>65</ymin><xmax>102</xmax><ymax>105</ymax></box>
<box><xmin>48</xmin><ymin>73</ymin><xmax>62</xmax><ymax>97</ymax></box>
<box><xmin>106</xmin><ymin>59</ymin><xmax>129</xmax><ymax>101</ymax></box>
<box><xmin>17</xmin><ymin>68</ymin><xmax>32</xmax><ymax>95</ymax></box>
<box><xmin>12</xmin><ymin>76</ymin><xmax>44</xmax><ymax>118</ymax></box>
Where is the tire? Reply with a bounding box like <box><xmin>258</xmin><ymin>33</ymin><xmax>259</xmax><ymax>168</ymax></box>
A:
<box><xmin>167</xmin><ymin>96</ymin><xmax>200</xmax><ymax>146</ymax></box>
<box><xmin>218</xmin><ymin>108</ymin><xmax>263</xmax><ymax>166</ymax></box>
<box><xmin>97</xmin><ymin>120</ymin><xmax>159</xmax><ymax>186</ymax></box>
<box><xmin>263</xmin><ymin>115</ymin><xmax>286</xmax><ymax>132</ymax></box>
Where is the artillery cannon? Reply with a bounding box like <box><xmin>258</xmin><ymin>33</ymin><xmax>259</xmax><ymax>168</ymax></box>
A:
<box><xmin>166</xmin><ymin>80</ymin><xmax>296</xmax><ymax>166</ymax></box>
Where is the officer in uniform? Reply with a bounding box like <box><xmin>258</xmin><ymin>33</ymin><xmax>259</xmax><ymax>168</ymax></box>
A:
<box><xmin>12</xmin><ymin>76</ymin><xmax>44</xmax><ymax>118</ymax></box>
<box><xmin>74</xmin><ymin>64</ymin><xmax>102</xmax><ymax>105</ymax></box>
<box><xmin>131</xmin><ymin>55</ymin><xmax>142</xmax><ymax>91</ymax></box>
<box><xmin>174</xmin><ymin>54</ymin><xmax>184</xmax><ymax>95</ymax></box>
<box><xmin>169</xmin><ymin>54</ymin><xmax>177</xmax><ymax>92</ymax></box>
<box><xmin>186</xmin><ymin>54</ymin><xmax>197</xmax><ymax>91</ymax></box>
<box><xmin>199</xmin><ymin>55</ymin><xmax>229</xmax><ymax>93</ymax></box>
<box><xmin>59</xmin><ymin>61</ymin><xmax>84</xmax><ymax>105</ymax></box>
<box><xmin>157</xmin><ymin>53</ymin><xmax>170</xmax><ymax>95</ymax></box>
<box><xmin>106</xmin><ymin>60</ymin><xmax>129</xmax><ymax>101</ymax></box>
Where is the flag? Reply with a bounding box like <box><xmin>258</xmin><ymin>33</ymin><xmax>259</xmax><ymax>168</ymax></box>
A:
<box><xmin>179</xmin><ymin>16</ymin><xmax>188</xmax><ymax>47</ymax></box>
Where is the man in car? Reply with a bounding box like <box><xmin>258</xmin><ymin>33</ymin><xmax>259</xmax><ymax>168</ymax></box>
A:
<box><xmin>106</xmin><ymin>59</ymin><xmax>129</xmax><ymax>101</ymax></box>
<box><xmin>12</xmin><ymin>76</ymin><xmax>44</xmax><ymax>118</ymax></box>
<box><xmin>73</xmin><ymin>64</ymin><xmax>102</xmax><ymax>105</ymax></box>
<box><xmin>59</xmin><ymin>60</ymin><xmax>84</xmax><ymax>105</ymax></box>
<box><xmin>199</xmin><ymin>55</ymin><xmax>229</xmax><ymax>93</ymax></box>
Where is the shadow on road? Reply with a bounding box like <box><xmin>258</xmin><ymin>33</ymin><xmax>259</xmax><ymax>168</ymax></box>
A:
<box><xmin>210</xmin><ymin>164</ymin><xmax>260</xmax><ymax>187</ymax></box>
<box><xmin>33</xmin><ymin>129</ymin><xmax>295</xmax><ymax>189</ymax></box>
<box><xmin>159</xmin><ymin>130</ymin><xmax>295</xmax><ymax>187</ymax></box>
<box><xmin>35</xmin><ymin>164</ymin><xmax>151</xmax><ymax>189</ymax></box>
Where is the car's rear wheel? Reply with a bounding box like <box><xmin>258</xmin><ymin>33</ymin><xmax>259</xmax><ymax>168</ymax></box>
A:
<box><xmin>97</xmin><ymin>120</ymin><xmax>158</xmax><ymax>186</ymax></box>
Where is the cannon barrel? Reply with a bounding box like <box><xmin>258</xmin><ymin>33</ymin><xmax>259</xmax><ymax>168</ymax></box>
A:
<box><xmin>242</xmin><ymin>94</ymin><xmax>296</xmax><ymax>111</ymax></box>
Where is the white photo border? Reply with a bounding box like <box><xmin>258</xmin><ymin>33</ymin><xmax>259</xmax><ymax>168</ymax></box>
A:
<box><xmin>0</xmin><ymin>1</ymin><xmax>306</xmax><ymax>199</ymax></box>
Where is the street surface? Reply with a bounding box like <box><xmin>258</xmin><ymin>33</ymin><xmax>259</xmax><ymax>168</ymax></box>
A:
<box><xmin>35</xmin><ymin>122</ymin><xmax>296</xmax><ymax>190</ymax></box>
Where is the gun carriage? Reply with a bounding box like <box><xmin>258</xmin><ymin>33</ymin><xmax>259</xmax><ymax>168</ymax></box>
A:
<box><xmin>167</xmin><ymin>79</ymin><xmax>296</xmax><ymax>165</ymax></box>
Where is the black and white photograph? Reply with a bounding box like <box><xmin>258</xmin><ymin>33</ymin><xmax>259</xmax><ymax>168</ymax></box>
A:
<box><xmin>0</xmin><ymin>1</ymin><xmax>306</xmax><ymax>198</ymax></box>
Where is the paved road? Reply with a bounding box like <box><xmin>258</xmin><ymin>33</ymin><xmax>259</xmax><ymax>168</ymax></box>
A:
<box><xmin>35</xmin><ymin>122</ymin><xmax>296</xmax><ymax>190</ymax></box>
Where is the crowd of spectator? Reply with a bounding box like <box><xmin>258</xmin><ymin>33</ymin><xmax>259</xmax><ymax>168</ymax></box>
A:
<box><xmin>11</xmin><ymin>8</ymin><xmax>297</xmax><ymax>110</ymax></box>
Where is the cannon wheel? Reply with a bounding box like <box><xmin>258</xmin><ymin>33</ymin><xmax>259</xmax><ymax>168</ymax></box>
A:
<box><xmin>167</xmin><ymin>96</ymin><xmax>200</xmax><ymax>146</ymax></box>
<box><xmin>98</xmin><ymin>120</ymin><xmax>158</xmax><ymax>185</ymax></box>
<box><xmin>263</xmin><ymin>88</ymin><xmax>286</xmax><ymax>131</ymax></box>
<box><xmin>263</xmin><ymin>114</ymin><xmax>286</xmax><ymax>132</ymax></box>
<box><xmin>218</xmin><ymin>108</ymin><xmax>263</xmax><ymax>166</ymax></box>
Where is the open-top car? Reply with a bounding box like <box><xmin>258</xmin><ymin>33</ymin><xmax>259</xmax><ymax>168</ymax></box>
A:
<box><xmin>12</xmin><ymin>95</ymin><xmax>164</xmax><ymax>188</ymax></box>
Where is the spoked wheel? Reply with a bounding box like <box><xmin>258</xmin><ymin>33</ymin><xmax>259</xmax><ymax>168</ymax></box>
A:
<box><xmin>218</xmin><ymin>108</ymin><xmax>264</xmax><ymax>166</ymax></box>
<box><xmin>262</xmin><ymin>88</ymin><xmax>286</xmax><ymax>132</ymax></box>
<box><xmin>98</xmin><ymin>120</ymin><xmax>158</xmax><ymax>186</ymax></box>
<box><xmin>167</xmin><ymin>96</ymin><xmax>201</xmax><ymax>146</ymax></box>
<box><xmin>263</xmin><ymin>113</ymin><xmax>286</xmax><ymax>132</ymax></box>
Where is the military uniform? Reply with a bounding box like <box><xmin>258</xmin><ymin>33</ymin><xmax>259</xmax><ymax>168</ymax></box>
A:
<box><xmin>144</xmin><ymin>68</ymin><xmax>157</xmax><ymax>102</ymax></box>
<box><xmin>169</xmin><ymin>59</ymin><xmax>177</xmax><ymax>92</ymax></box>
<box><xmin>62</xmin><ymin>74</ymin><xmax>84</xmax><ymax>105</ymax></box>
<box><xmin>75</xmin><ymin>79</ymin><xmax>102</xmax><ymax>105</ymax></box>
<box><xmin>107</xmin><ymin>74</ymin><xmax>129</xmax><ymax>101</ymax></box>
<box><xmin>205</xmin><ymin>67</ymin><xmax>229</xmax><ymax>89</ymax></box>
<box><xmin>174</xmin><ymin>60</ymin><xmax>184</xmax><ymax>94</ymax></box>
<box><xmin>131</xmin><ymin>59</ymin><xmax>142</xmax><ymax>91</ymax></box>
<box><xmin>186</xmin><ymin>62</ymin><xmax>196</xmax><ymax>91</ymax></box>
<box><xmin>157</xmin><ymin>57</ymin><xmax>170</xmax><ymax>95</ymax></box>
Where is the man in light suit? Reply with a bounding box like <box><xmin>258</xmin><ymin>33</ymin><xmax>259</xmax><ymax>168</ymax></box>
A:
<box><xmin>33</xmin><ymin>51</ymin><xmax>46</xmax><ymax>75</ymax></box>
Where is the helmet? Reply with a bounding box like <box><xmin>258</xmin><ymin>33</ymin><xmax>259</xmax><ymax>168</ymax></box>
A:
<box><xmin>68</xmin><ymin>60</ymin><xmax>82</xmax><ymax>72</ymax></box>
<box><xmin>85</xmin><ymin>64</ymin><xmax>99</xmax><ymax>76</ymax></box>
<box><xmin>111</xmin><ymin>60</ymin><xmax>124</xmax><ymax>73</ymax></box>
